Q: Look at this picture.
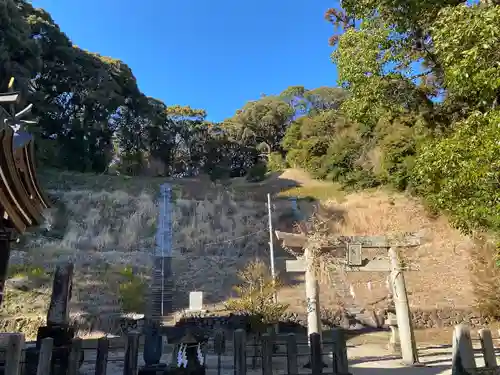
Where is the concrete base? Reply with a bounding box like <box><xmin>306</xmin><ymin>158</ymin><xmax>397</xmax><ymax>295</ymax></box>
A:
<box><xmin>388</xmin><ymin>342</ymin><xmax>402</xmax><ymax>354</ymax></box>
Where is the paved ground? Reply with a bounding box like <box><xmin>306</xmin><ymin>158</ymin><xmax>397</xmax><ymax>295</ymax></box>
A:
<box><xmin>76</xmin><ymin>341</ymin><xmax>495</xmax><ymax>375</ymax></box>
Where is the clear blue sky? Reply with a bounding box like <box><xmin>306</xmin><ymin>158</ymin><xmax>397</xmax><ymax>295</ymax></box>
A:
<box><xmin>31</xmin><ymin>0</ymin><xmax>339</xmax><ymax>122</ymax></box>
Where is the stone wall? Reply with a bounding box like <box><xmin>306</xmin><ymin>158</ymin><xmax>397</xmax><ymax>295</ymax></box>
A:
<box><xmin>410</xmin><ymin>308</ymin><xmax>493</xmax><ymax>329</ymax></box>
<box><xmin>177</xmin><ymin>307</ymin><xmax>496</xmax><ymax>332</ymax></box>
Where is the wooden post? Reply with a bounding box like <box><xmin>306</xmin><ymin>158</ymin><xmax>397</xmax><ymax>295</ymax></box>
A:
<box><xmin>389</xmin><ymin>248</ymin><xmax>419</xmax><ymax>365</ymax></box>
<box><xmin>478</xmin><ymin>328</ymin><xmax>496</xmax><ymax>368</ymax></box>
<box><xmin>251</xmin><ymin>334</ymin><xmax>258</xmax><ymax>369</ymax></box>
<box><xmin>261</xmin><ymin>333</ymin><xmax>273</xmax><ymax>375</ymax></box>
<box><xmin>5</xmin><ymin>333</ymin><xmax>24</xmax><ymax>375</ymax></box>
<box><xmin>452</xmin><ymin>325</ymin><xmax>476</xmax><ymax>374</ymax></box>
<box><xmin>123</xmin><ymin>332</ymin><xmax>140</xmax><ymax>375</ymax></box>
<box><xmin>233</xmin><ymin>329</ymin><xmax>246</xmax><ymax>375</ymax></box>
<box><xmin>37</xmin><ymin>338</ymin><xmax>54</xmax><ymax>375</ymax></box>
<box><xmin>95</xmin><ymin>336</ymin><xmax>109</xmax><ymax>375</ymax></box>
<box><xmin>286</xmin><ymin>333</ymin><xmax>298</xmax><ymax>375</ymax></box>
<box><xmin>67</xmin><ymin>337</ymin><xmax>83</xmax><ymax>375</ymax></box>
<box><xmin>331</xmin><ymin>328</ymin><xmax>349</xmax><ymax>374</ymax></box>
<box><xmin>310</xmin><ymin>333</ymin><xmax>322</xmax><ymax>375</ymax></box>
<box><xmin>214</xmin><ymin>329</ymin><xmax>225</xmax><ymax>375</ymax></box>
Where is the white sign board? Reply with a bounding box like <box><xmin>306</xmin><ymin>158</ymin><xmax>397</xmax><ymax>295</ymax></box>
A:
<box><xmin>189</xmin><ymin>291</ymin><xmax>203</xmax><ymax>311</ymax></box>
<box><xmin>286</xmin><ymin>259</ymin><xmax>307</xmax><ymax>273</ymax></box>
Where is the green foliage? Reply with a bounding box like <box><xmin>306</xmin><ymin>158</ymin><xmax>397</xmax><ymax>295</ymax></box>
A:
<box><xmin>117</xmin><ymin>266</ymin><xmax>147</xmax><ymax>313</ymax></box>
<box><xmin>0</xmin><ymin>0</ymin><xmax>260</xmax><ymax>179</ymax></box>
<box><xmin>225</xmin><ymin>260</ymin><xmax>289</xmax><ymax>330</ymax></box>
<box><xmin>246</xmin><ymin>162</ymin><xmax>268</xmax><ymax>182</ymax></box>
<box><xmin>316</xmin><ymin>0</ymin><xmax>500</xmax><ymax>237</ymax></box>
<box><xmin>267</xmin><ymin>152</ymin><xmax>287</xmax><ymax>172</ymax></box>
<box><xmin>412</xmin><ymin>111</ymin><xmax>500</xmax><ymax>233</ymax></box>
<box><xmin>376</xmin><ymin>121</ymin><xmax>418</xmax><ymax>190</ymax></box>
<box><xmin>432</xmin><ymin>4</ymin><xmax>500</xmax><ymax>108</ymax></box>
<box><xmin>3</xmin><ymin>0</ymin><xmax>500</xmax><ymax>240</ymax></box>
<box><xmin>8</xmin><ymin>264</ymin><xmax>49</xmax><ymax>280</ymax></box>
<box><xmin>222</xmin><ymin>96</ymin><xmax>294</xmax><ymax>153</ymax></box>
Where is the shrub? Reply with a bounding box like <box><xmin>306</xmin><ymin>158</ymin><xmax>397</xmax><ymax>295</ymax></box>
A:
<box><xmin>267</xmin><ymin>152</ymin><xmax>287</xmax><ymax>172</ymax></box>
<box><xmin>246</xmin><ymin>162</ymin><xmax>267</xmax><ymax>182</ymax></box>
<box><xmin>377</xmin><ymin>124</ymin><xmax>417</xmax><ymax>190</ymax></box>
<box><xmin>8</xmin><ymin>264</ymin><xmax>49</xmax><ymax>280</ymax></box>
<box><xmin>118</xmin><ymin>266</ymin><xmax>147</xmax><ymax>313</ymax></box>
<box><xmin>225</xmin><ymin>260</ymin><xmax>289</xmax><ymax>331</ymax></box>
<box><xmin>339</xmin><ymin>168</ymin><xmax>380</xmax><ymax>190</ymax></box>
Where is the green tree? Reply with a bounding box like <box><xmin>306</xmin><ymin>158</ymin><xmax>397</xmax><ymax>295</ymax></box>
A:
<box><xmin>323</xmin><ymin>0</ymin><xmax>500</xmax><ymax>235</ymax></box>
<box><xmin>222</xmin><ymin>96</ymin><xmax>294</xmax><ymax>153</ymax></box>
<box><xmin>225</xmin><ymin>260</ymin><xmax>289</xmax><ymax>329</ymax></box>
<box><xmin>412</xmin><ymin>111</ymin><xmax>500</xmax><ymax>233</ymax></box>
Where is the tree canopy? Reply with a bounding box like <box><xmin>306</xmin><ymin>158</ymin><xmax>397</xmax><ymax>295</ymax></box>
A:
<box><xmin>2</xmin><ymin>0</ymin><xmax>499</xmax><ymax>235</ymax></box>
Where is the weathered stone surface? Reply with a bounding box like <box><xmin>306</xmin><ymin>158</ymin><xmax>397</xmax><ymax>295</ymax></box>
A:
<box><xmin>46</xmin><ymin>263</ymin><xmax>74</xmax><ymax>326</ymax></box>
<box><xmin>411</xmin><ymin>308</ymin><xmax>493</xmax><ymax>329</ymax></box>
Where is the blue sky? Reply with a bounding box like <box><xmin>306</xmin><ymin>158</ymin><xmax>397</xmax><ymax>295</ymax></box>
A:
<box><xmin>31</xmin><ymin>0</ymin><xmax>339</xmax><ymax>122</ymax></box>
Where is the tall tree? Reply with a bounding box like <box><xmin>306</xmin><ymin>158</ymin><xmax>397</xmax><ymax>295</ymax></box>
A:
<box><xmin>222</xmin><ymin>96</ymin><xmax>294</xmax><ymax>153</ymax></box>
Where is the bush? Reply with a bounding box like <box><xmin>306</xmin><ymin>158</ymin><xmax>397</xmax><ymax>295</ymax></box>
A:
<box><xmin>377</xmin><ymin>123</ymin><xmax>417</xmax><ymax>190</ymax></box>
<box><xmin>8</xmin><ymin>264</ymin><xmax>50</xmax><ymax>280</ymax></box>
<box><xmin>225</xmin><ymin>260</ymin><xmax>289</xmax><ymax>332</ymax></box>
<box><xmin>267</xmin><ymin>152</ymin><xmax>287</xmax><ymax>172</ymax></box>
<box><xmin>118</xmin><ymin>266</ymin><xmax>147</xmax><ymax>313</ymax></box>
<box><xmin>246</xmin><ymin>162</ymin><xmax>267</xmax><ymax>182</ymax></box>
<box><xmin>339</xmin><ymin>168</ymin><xmax>380</xmax><ymax>190</ymax></box>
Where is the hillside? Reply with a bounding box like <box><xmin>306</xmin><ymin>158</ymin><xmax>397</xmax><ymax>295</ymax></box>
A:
<box><xmin>0</xmin><ymin>168</ymin><xmax>481</xmax><ymax>338</ymax></box>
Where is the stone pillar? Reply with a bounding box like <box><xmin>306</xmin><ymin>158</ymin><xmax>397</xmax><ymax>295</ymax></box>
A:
<box><xmin>386</xmin><ymin>312</ymin><xmax>401</xmax><ymax>353</ymax></box>
<box><xmin>389</xmin><ymin>248</ymin><xmax>419</xmax><ymax>365</ymax></box>
<box><xmin>303</xmin><ymin>246</ymin><xmax>327</xmax><ymax>369</ymax></box>
<box><xmin>25</xmin><ymin>263</ymin><xmax>80</xmax><ymax>375</ymax></box>
<box><xmin>46</xmin><ymin>263</ymin><xmax>73</xmax><ymax>326</ymax></box>
<box><xmin>304</xmin><ymin>246</ymin><xmax>320</xmax><ymax>342</ymax></box>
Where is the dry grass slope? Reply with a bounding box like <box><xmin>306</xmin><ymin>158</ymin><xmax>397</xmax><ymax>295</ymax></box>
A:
<box><xmin>0</xmin><ymin>168</ymin><xmax>485</xmax><ymax>337</ymax></box>
<box><xmin>2</xmin><ymin>169</ymin><xmax>273</xmax><ymax>337</ymax></box>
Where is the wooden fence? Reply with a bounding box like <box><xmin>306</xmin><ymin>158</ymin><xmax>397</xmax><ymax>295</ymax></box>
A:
<box><xmin>8</xmin><ymin>324</ymin><xmax>500</xmax><ymax>375</ymax></box>
<box><xmin>1</xmin><ymin>333</ymin><xmax>135</xmax><ymax>375</ymax></box>
<box><xmin>0</xmin><ymin>328</ymin><xmax>350</xmax><ymax>375</ymax></box>
<box><xmin>452</xmin><ymin>325</ymin><xmax>500</xmax><ymax>375</ymax></box>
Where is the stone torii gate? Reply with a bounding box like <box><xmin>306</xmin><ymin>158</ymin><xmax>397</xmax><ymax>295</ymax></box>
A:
<box><xmin>275</xmin><ymin>230</ymin><xmax>422</xmax><ymax>366</ymax></box>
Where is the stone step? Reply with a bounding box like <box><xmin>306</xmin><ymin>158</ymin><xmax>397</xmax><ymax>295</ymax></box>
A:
<box><xmin>345</xmin><ymin>307</ymin><xmax>364</xmax><ymax>315</ymax></box>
